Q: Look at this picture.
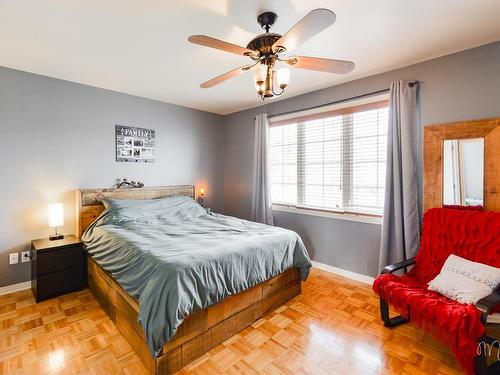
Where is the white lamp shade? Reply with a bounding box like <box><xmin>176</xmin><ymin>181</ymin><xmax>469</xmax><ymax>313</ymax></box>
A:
<box><xmin>48</xmin><ymin>203</ymin><xmax>64</xmax><ymax>228</ymax></box>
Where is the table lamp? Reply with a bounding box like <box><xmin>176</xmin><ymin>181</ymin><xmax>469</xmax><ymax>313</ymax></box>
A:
<box><xmin>48</xmin><ymin>203</ymin><xmax>64</xmax><ymax>240</ymax></box>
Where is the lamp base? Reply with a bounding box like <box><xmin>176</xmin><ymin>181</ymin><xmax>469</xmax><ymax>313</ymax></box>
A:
<box><xmin>49</xmin><ymin>234</ymin><xmax>64</xmax><ymax>241</ymax></box>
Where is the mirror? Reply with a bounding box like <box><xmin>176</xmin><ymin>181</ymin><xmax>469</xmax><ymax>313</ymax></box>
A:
<box><xmin>443</xmin><ymin>138</ymin><xmax>484</xmax><ymax>206</ymax></box>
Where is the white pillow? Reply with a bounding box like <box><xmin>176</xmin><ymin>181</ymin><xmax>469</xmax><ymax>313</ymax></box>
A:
<box><xmin>428</xmin><ymin>254</ymin><xmax>500</xmax><ymax>305</ymax></box>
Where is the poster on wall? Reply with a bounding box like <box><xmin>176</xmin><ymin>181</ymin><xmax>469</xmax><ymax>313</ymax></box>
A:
<box><xmin>115</xmin><ymin>125</ymin><xmax>155</xmax><ymax>163</ymax></box>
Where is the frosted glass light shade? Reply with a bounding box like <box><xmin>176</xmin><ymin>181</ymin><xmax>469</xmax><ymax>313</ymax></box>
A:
<box><xmin>276</xmin><ymin>65</ymin><xmax>291</xmax><ymax>88</ymax></box>
<box><xmin>253</xmin><ymin>63</ymin><xmax>267</xmax><ymax>94</ymax></box>
<box><xmin>253</xmin><ymin>63</ymin><xmax>266</xmax><ymax>83</ymax></box>
<box><xmin>48</xmin><ymin>203</ymin><xmax>64</xmax><ymax>228</ymax></box>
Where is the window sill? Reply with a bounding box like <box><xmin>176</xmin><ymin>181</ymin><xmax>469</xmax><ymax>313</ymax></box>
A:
<box><xmin>272</xmin><ymin>204</ymin><xmax>383</xmax><ymax>225</ymax></box>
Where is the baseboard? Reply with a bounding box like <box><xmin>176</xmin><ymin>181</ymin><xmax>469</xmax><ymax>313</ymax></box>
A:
<box><xmin>0</xmin><ymin>266</ymin><xmax>372</xmax><ymax>295</ymax></box>
<box><xmin>311</xmin><ymin>261</ymin><xmax>374</xmax><ymax>285</ymax></box>
<box><xmin>0</xmin><ymin>281</ymin><xmax>31</xmax><ymax>296</ymax></box>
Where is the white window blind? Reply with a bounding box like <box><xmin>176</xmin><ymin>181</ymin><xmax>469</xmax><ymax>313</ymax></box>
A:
<box><xmin>269</xmin><ymin>100</ymin><xmax>389</xmax><ymax>216</ymax></box>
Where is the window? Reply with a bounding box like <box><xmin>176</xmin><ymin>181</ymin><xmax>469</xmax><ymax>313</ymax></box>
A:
<box><xmin>269</xmin><ymin>98</ymin><xmax>389</xmax><ymax>216</ymax></box>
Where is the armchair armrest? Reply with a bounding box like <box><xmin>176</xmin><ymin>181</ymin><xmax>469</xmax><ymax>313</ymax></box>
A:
<box><xmin>476</xmin><ymin>289</ymin><xmax>500</xmax><ymax>324</ymax></box>
<box><xmin>381</xmin><ymin>257</ymin><xmax>416</xmax><ymax>275</ymax></box>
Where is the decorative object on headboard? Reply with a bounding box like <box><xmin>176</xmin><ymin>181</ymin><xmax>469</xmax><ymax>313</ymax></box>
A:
<box><xmin>116</xmin><ymin>178</ymin><xmax>144</xmax><ymax>189</ymax></box>
<box><xmin>115</xmin><ymin>125</ymin><xmax>155</xmax><ymax>163</ymax></box>
<box><xmin>424</xmin><ymin>117</ymin><xmax>500</xmax><ymax>212</ymax></box>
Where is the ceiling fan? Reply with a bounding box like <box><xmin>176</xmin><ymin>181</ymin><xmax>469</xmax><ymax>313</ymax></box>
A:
<box><xmin>188</xmin><ymin>8</ymin><xmax>354</xmax><ymax>100</ymax></box>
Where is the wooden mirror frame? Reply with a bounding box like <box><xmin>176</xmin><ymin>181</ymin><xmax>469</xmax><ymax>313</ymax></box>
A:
<box><xmin>424</xmin><ymin>118</ymin><xmax>500</xmax><ymax>212</ymax></box>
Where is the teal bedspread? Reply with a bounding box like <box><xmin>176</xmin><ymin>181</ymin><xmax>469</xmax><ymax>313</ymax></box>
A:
<box><xmin>82</xmin><ymin>196</ymin><xmax>311</xmax><ymax>356</ymax></box>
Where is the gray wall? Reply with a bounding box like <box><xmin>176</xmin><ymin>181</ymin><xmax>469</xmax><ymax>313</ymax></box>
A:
<box><xmin>0</xmin><ymin>67</ymin><xmax>224</xmax><ymax>287</ymax></box>
<box><xmin>223</xmin><ymin>41</ymin><xmax>500</xmax><ymax>277</ymax></box>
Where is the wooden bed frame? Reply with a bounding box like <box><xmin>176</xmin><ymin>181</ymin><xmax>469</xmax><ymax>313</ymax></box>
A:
<box><xmin>75</xmin><ymin>186</ymin><xmax>301</xmax><ymax>374</ymax></box>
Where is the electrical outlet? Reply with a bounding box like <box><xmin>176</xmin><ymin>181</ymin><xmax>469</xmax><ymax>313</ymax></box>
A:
<box><xmin>9</xmin><ymin>253</ymin><xmax>18</xmax><ymax>265</ymax></box>
<box><xmin>21</xmin><ymin>251</ymin><xmax>31</xmax><ymax>263</ymax></box>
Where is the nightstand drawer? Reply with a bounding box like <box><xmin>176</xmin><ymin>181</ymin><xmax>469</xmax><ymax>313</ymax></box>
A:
<box><xmin>36</xmin><ymin>267</ymin><xmax>83</xmax><ymax>301</ymax></box>
<box><xmin>37</xmin><ymin>246</ymin><xmax>82</xmax><ymax>275</ymax></box>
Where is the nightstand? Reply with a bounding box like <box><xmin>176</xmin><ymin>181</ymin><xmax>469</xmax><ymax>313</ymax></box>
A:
<box><xmin>31</xmin><ymin>235</ymin><xmax>85</xmax><ymax>302</ymax></box>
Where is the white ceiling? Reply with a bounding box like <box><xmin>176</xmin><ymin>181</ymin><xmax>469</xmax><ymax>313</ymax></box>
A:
<box><xmin>1</xmin><ymin>0</ymin><xmax>499</xmax><ymax>115</ymax></box>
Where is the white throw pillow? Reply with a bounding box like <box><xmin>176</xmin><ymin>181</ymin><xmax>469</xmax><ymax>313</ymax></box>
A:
<box><xmin>427</xmin><ymin>254</ymin><xmax>500</xmax><ymax>305</ymax></box>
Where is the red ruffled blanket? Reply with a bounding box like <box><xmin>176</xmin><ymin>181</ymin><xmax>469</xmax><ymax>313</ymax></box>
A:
<box><xmin>373</xmin><ymin>208</ymin><xmax>500</xmax><ymax>374</ymax></box>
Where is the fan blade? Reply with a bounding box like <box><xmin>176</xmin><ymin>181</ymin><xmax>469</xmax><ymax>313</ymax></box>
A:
<box><xmin>288</xmin><ymin>56</ymin><xmax>354</xmax><ymax>74</ymax></box>
<box><xmin>188</xmin><ymin>35</ymin><xmax>255</xmax><ymax>57</ymax></box>
<box><xmin>272</xmin><ymin>9</ymin><xmax>336</xmax><ymax>53</ymax></box>
<box><xmin>200</xmin><ymin>64</ymin><xmax>254</xmax><ymax>88</ymax></box>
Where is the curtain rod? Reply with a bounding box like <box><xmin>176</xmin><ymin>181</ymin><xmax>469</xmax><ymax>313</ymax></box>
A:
<box><xmin>254</xmin><ymin>80</ymin><xmax>420</xmax><ymax>120</ymax></box>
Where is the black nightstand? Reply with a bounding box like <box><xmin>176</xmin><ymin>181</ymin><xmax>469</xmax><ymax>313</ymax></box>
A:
<box><xmin>31</xmin><ymin>235</ymin><xmax>85</xmax><ymax>302</ymax></box>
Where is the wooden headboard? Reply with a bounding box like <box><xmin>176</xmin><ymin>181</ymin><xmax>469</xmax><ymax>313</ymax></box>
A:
<box><xmin>75</xmin><ymin>185</ymin><xmax>195</xmax><ymax>238</ymax></box>
<box><xmin>424</xmin><ymin>118</ymin><xmax>500</xmax><ymax>212</ymax></box>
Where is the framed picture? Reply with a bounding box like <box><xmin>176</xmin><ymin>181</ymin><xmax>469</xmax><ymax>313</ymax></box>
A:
<box><xmin>115</xmin><ymin>125</ymin><xmax>155</xmax><ymax>163</ymax></box>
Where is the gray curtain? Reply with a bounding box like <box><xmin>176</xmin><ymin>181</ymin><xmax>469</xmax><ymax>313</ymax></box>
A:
<box><xmin>379</xmin><ymin>81</ymin><xmax>421</xmax><ymax>271</ymax></box>
<box><xmin>251</xmin><ymin>113</ymin><xmax>274</xmax><ymax>225</ymax></box>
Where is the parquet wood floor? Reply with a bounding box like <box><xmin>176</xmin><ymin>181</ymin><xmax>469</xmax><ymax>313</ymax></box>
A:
<box><xmin>0</xmin><ymin>269</ymin><xmax>465</xmax><ymax>374</ymax></box>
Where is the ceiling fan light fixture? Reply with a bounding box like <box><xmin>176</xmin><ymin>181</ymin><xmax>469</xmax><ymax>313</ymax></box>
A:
<box><xmin>252</xmin><ymin>60</ymin><xmax>288</xmax><ymax>100</ymax></box>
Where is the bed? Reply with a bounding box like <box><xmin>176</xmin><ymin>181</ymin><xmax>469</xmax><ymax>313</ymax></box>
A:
<box><xmin>76</xmin><ymin>185</ymin><xmax>311</xmax><ymax>374</ymax></box>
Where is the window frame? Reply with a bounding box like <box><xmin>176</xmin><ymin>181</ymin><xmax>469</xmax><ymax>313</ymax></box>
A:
<box><xmin>269</xmin><ymin>94</ymin><xmax>389</xmax><ymax>221</ymax></box>
<box><xmin>271</xmin><ymin>203</ymin><xmax>383</xmax><ymax>224</ymax></box>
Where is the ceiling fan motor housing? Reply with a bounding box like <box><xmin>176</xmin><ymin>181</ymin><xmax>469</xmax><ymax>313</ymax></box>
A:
<box><xmin>246</xmin><ymin>33</ymin><xmax>281</xmax><ymax>56</ymax></box>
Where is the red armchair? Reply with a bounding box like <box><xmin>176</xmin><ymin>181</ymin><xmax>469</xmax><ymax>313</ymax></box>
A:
<box><xmin>373</xmin><ymin>208</ymin><xmax>500</xmax><ymax>375</ymax></box>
